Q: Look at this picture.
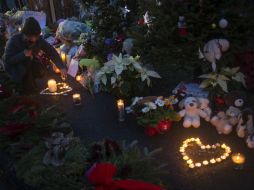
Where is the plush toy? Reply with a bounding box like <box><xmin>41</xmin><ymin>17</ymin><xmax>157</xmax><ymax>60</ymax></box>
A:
<box><xmin>210</xmin><ymin>106</ymin><xmax>241</xmax><ymax>134</ymax></box>
<box><xmin>199</xmin><ymin>98</ymin><xmax>212</xmax><ymax>122</ymax></box>
<box><xmin>211</xmin><ymin>91</ymin><xmax>247</xmax><ymax>135</ymax></box>
<box><xmin>199</xmin><ymin>39</ymin><xmax>230</xmax><ymax>71</ymax></box>
<box><xmin>179</xmin><ymin>97</ymin><xmax>209</xmax><ymax>128</ymax></box>
<box><xmin>236</xmin><ymin>107</ymin><xmax>254</xmax><ymax>148</ymax></box>
<box><xmin>246</xmin><ymin>135</ymin><xmax>254</xmax><ymax>148</ymax></box>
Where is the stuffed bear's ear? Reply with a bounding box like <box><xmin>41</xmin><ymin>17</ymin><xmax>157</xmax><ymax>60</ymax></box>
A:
<box><xmin>197</xmin><ymin>98</ymin><xmax>209</xmax><ymax>109</ymax></box>
<box><xmin>224</xmin><ymin>91</ymin><xmax>247</xmax><ymax>106</ymax></box>
<box><xmin>178</xmin><ymin>98</ymin><xmax>186</xmax><ymax>109</ymax></box>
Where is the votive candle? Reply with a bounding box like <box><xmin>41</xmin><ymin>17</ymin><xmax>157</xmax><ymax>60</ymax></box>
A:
<box><xmin>72</xmin><ymin>93</ymin><xmax>81</xmax><ymax>106</ymax></box>
<box><xmin>117</xmin><ymin>99</ymin><xmax>125</xmax><ymax>122</ymax></box>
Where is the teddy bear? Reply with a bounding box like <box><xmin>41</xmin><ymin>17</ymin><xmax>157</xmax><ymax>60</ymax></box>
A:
<box><xmin>236</xmin><ymin>108</ymin><xmax>254</xmax><ymax>148</ymax></box>
<box><xmin>210</xmin><ymin>106</ymin><xmax>241</xmax><ymax>134</ymax></box>
<box><xmin>199</xmin><ymin>39</ymin><xmax>230</xmax><ymax>71</ymax></box>
<box><xmin>210</xmin><ymin>91</ymin><xmax>249</xmax><ymax>135</ymax></box>
<box><xmin>179</xmin><ymin>97</ymin><xmax>210</xmax><ymax>128</ymax></box>
<box><xmin>199</xmin><ymin>98</ymin><xmax>212</xmax><ymax>122</ymax></box>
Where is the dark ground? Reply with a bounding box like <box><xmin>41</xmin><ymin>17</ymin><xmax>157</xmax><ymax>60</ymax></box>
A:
<box><xmin>1</xmin><ymin>70</ymin><xmax>254</xmax><ymax>190</ymax></box>
<box><xmin>39</xmin><ymin>71</ymin><xmax>254</xmax><ymax>190</ymax></box>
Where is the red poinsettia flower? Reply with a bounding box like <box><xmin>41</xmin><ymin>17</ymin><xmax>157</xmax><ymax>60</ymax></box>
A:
<box><xmin>156</xmin><ymin>120</ymin><xmax>173</xmax><ymax>133</ymax></box>
<box><xmin>214</xmin><ymin>96</ymin><xmax>225</xmax><ymax>106</ymax></box>
<box><xmin>145</xmin><ymin>126</ymin><xmax>159</xmax><ymax>137</ymax></box>
<box><xmin>137</xmin><ymin>18</ymin><xmax>145</xmax><ymax>25</ymax></box>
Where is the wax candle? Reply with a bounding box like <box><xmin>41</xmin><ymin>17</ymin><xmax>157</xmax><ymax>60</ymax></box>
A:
<box><xmin>231</xmin><ymin>153</ymin><xmax>245</xmax><ymax>165</ymax></box>
<box><xmin>76</xmin><ymin>75</ymin><xmax>81</xmax><ymax>82</ymax></box>
<box><xmin>61</xmin><ymin>52</ymin><xmax>66</xmax><ymax>64</ymax></box>
<box><xmin>55</xmin><ymin>67</ymin><xmax>60</xmax><ymax>74</ymax></box>
<box><xmin>117</xmin><ymin>99</ymin><xmax>125</xmax><ymax>122</ymax></box>
<box><xmin>73</xmin><ymin>93</ymin><xmax>81</xmax><ymax>106</ymax></box>
<box><xmin>48</xmin><ymin>79</ymin><xmax>57</xmax><ymax>92</ymax></box>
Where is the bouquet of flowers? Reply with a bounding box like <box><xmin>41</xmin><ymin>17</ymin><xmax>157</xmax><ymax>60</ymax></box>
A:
<box><xmin>95</xmin><ymin>54</ymin><xmax>161</xmax><ymax>98</ymax></box>
<box><xmin>126</xmin><ymin>96</ymin><xmax>181</xmax><ymax>136</ymax></box>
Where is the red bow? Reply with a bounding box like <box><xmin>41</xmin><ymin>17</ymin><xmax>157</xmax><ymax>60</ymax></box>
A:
<box><xmin>86</xmin><ymin>163</ymin><xmax>165</xmax><ymax>190</ymax></box>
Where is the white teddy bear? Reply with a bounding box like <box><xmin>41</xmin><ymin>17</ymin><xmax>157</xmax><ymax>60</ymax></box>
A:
<box><xmin>199</xmin><ymin>98</ymin><xmax>212</xmax><ymax>122</ymax></box>
<box><xmin>179</xmin><ymin>97</ymin><xmax>210</xmax><ymax>128</ymax></box>
<box><xmin>199</xmin><ymin>39</ymin><xmax>230</xmax><ymax>71</ymax></box>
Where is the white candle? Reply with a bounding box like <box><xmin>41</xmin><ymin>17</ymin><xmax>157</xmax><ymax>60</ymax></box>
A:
<box><xmin>48</xmin><ymin>79</ymin><xmax>57</xmax><ymax>92</ymax></box>
<box><xmin>117</xmin><ymin>99</ymin><xmax>125</xmax><ymax>122</ymax></box>
<box><xmin>73</xmin><ymin>93</ymin><xmax>81</xmax><ymax>106</ymax></box>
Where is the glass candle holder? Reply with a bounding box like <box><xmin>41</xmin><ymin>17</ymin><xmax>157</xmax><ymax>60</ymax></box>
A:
<box><xmin>117</xmin><ymin>99</ymin><xmax>125</xmax><ymax>122</ymax></box>
<box><xmin>72</xmin><ymin>93</ymin><xmax>81</xmax><ymax>106</ymax></box>
<box><xmin>231</xmin><ymin>153</ymin><xmax>245</xmax><ymax>169</ymax></box>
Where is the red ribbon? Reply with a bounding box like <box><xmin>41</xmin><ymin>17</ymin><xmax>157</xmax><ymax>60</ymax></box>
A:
<box><xmin>86</xmin><ymin>163</ymin><xmax>165</xmax><ymax>190</ymax></box>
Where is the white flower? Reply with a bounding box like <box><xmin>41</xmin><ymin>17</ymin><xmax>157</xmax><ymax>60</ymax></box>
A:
<box><xmin>142</xmin><ymin>107</ymin><xmax>150</xmax><ymax>113</ymax></box>
<box><xmin>145</xmin><ymin>102</ymin><xmax>157</xmax><ymax>110</ymax></box>
<box><xmin>125</xmin><ymin>106</ymin><xmax>133</xmax><ymax>114</ymax></box>
<box><xmin>155</xmin><ymin>98</ymin><xmax>165</xmax><ymax>107</ymax></box>
<box><xmin>131</xmin><ymin>97</ymin><xmax>143</xmax><ymax>106</ymax></box>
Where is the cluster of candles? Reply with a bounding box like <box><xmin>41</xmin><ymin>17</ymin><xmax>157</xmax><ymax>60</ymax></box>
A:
<box><xmin>179</xmin><ymin>138</ymin><xmax>232</xmax><ymax>169</ymax></box>
<box><xmin>46</xmin><ymin>79</ymin><xmax>81</xmax><ymax>105</ymax></box>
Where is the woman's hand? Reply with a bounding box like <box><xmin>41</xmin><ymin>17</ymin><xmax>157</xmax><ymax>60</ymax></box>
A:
<box><xmin>60</xmin><ymin>68</ymin><xmax>68</xmax><ymax>81</ymax></box>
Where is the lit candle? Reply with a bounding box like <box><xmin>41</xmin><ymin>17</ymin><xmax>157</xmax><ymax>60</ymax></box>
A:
<box><xmin>216</xmin><ymin>158</ymin><xmax>222</xmax><ymax>162</ymax></box>
<box><xmin>183</xmin><ymin>156</ymin><xmax>189</xmax><ymax>161</ymax></box>
<box><xmin>72</xmin><ymin>93</ymin><xmax>81</xmax><ymax>106</ymax></box>
<box><xmin>210</xmin><ymin>158</ymin><xmax>216</xmax><ymax>164</ymax></box>
<box><xmin>18</xmin><ymin>27</ymin><xmax>21</xmax><ymax>32</ymax></box>
<box><xmin>117</xmin><ymin>99</ymin><xmax>125</xmax><ymax>122</ymax></box>
<box><xmin>76</xmin><ymin>75</ymin><xmax>81</xmax><ymax>82</ymax></box>
<box><xmin>231</xmin><ymin>153</ymin><xmax>245</xmax><ymax>165</ymax></box>
<box><xmin>55</xmin><ymin>68</ymin><xmax>60</xmax><ymax>74</ymax></box>
<box><xmin>195</xmin><ymin>163</ymin><xmax>201</xmax><ymax>167</ymax></box>
<box><xmin>48</xmin><ymin>79</ymin><xmax>57</xmax><ymax>92</ymax></box>
<box><xmin>187</xmin><ymin>160</ymin><xmax>193</xmax><ymax>165</ymax></box>
<box><xmin>189</xmin><ymin>164</ymin><xmax>195</xmax><ymax>168</ymax></box>
<box><xmin>61</xmin><ymin>52</ymin><xmax>67</xmax><ymax>64</ymax></box>
<box><xmin>203</xmin><ymin>160</ymin><xmax>209</xmax><ymax>165</ymax></box>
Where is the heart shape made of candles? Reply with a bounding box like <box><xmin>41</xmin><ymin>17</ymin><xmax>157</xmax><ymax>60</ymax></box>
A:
<box><xmin>179</xmin><ymin>138</ymin><xmax>231</xmax><ymax>169</ymax></box>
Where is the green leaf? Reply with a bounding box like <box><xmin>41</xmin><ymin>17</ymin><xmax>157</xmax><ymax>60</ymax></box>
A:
<box><xmin>217</xmin><ymin>78</ymin><xmax>228</xmax><ymax>92</ymax></box>
<box><xmin>111</xmin><ymin>76</ymin><xmax>116</xmax><ymax>85</ymax></box>
<box><xmin>200</xmin><ymin>79</ymin><xmax>212</xmax><ymax>88</ymax></box>
<box><xmin>115</xmin><ymin>64</ymin><xmax>124</xmax><ymax>75</ymax></box>
<box><xmin>146</xmin><ymin>70</ymin><xmax>161</xmax><ymax>78</ymax></box>
<box><xmin>217</xmin><ymin>74</ymin><xmax>230</xmax><ymax>81</ymax></box>
<box><xmin>101</xmin><ymin>75</ymin><xmax>107</xmax><ymax>85</ymax></box>
<box><xmin>199</xmin><ymin>73</ymin><xmax>216</xmax><ymax>80</ymax></box>
<box><xmin>232</xmin><ymin>72</ymin><xmax>246</xmax><ymax>87</ymax></box>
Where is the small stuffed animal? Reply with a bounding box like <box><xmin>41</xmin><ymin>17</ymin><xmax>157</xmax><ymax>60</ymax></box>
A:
<box><xmin>199</xmin><ymin>39</ymin><xmax>230</xmax><ymax>71</ymax></box>
<box><xmin>199</xmin><ymin>98</ymin><xmax>212</xmax><ymax>122</ymax></box>
<box><xmin>246</xmin><ymin>135</ymin><xmax>254</xmax><ymax>148</ymax></box>
<box><xmin>211</xmin><ymin>91</ymin><xmax>247</xmax><ymax>135</ymax></box>
<box><xmin>236</xmin><ymin>108</ymin><xmax>254</xmax><ymax>148</ymax></box>
<box><xmin>210</xmin><ymin>106</ymin><xmax>241</xmax><ymax>134</ymax></box>
<box><xmin>179</xmin><ymin>97</ymin><xmax>209</xmax><ymax>128</ymax></box>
